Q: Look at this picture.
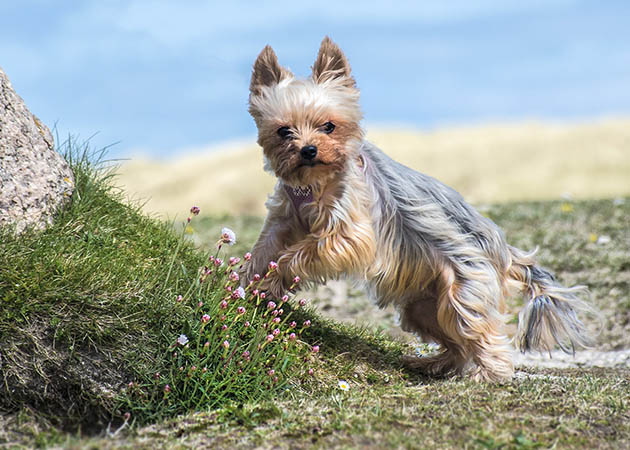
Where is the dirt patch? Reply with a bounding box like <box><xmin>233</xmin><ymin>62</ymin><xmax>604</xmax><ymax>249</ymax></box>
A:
<box><xmin>0</xmin><ymin>321</ymin><xmax>122</xmax><ymax>433</ymax></box>
<box><xmin>514</xmin><ymin>349</ymin><xmax>630</xmax><ymax>369</ymax></box>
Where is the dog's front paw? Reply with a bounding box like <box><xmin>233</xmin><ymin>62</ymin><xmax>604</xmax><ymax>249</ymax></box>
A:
<box><xmin>257</xmin><ymin>269</ymin><xmax>288</xmax><ymax>298</ymax></box>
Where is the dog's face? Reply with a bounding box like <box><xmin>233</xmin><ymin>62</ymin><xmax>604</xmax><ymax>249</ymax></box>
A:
<box><xmin>248</xmin><ymin>37</ymin><xmax>364</xmax><ymax>186</ymax></box>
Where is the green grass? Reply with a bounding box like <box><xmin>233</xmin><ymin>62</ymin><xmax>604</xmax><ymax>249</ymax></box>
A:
<box><xmin>0</xmin><ymin>142</ymin><xmax>210</xmax><ymax>431</ymax></box>
<box><xmin>1</xmin><ymin>143</ymin><xmax>629</xmax><ymax>448</ymax></box>
<box><xmin>0</xmin><ymin>141</ymin><xmax>321</xmax><ymax>441</ymax></box>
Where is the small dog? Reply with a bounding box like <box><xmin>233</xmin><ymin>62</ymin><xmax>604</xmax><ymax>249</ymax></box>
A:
<box><xmin>244</xmin><ymin>37</ymin><xmax>595</xmax><ymax>382</ymax></box>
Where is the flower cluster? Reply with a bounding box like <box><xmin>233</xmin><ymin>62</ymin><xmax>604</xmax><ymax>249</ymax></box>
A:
<box><xmin>120</xmin><ymin>211</ymin><xmax>321</xmax><ymax>420</ymax></box>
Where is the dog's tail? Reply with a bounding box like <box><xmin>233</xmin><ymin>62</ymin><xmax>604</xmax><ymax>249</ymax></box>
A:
<box><xmin>507</xmin><ymin>246</ymin><xmax>598</xmax><ymax>354</ymax></box>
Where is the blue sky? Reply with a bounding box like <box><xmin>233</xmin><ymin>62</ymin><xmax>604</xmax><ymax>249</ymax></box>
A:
<box><xmin>1</xmin><ymin>1</ymin><xmax>629</xmax><ymax>159</ymax></box>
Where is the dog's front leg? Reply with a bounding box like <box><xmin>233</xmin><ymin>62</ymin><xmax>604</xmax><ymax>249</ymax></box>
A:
<box><xmin>274</xmin><ymin>219</ymin><xmax>376</xmax><ymax>292</ymax></box>
<box><xmin>243</xmin><ymin>217</ymin><xmax>296</xmax><ymax>284</ymax></box>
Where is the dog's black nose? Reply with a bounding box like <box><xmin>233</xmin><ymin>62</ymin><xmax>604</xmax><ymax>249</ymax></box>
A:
<box><xmin>300</xmin><ymin>145</ymin><xmax>317</xmax><ymax>160</ymax></box>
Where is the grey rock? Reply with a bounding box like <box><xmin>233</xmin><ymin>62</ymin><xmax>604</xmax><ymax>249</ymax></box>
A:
<box><xmin>0</xmin><ymin>66</ymin><xmax>74</xmax><ymax>233</ymax></box>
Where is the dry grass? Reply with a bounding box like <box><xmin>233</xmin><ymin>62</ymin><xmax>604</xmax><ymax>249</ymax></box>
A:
<box><xmin>116</xmin><ymin>118</ymin><xmax>630</xmax><ymax>217</ymax></box>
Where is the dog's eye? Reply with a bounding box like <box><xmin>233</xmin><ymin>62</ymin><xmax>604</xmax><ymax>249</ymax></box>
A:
<box><xmin>322</xmin><ymin>121</ymin><xmax>335</xmax><ymax>134</ymax></box>
<box><xmin>277</xmin><ymin>126</ymin><xmax>293</xmax><ymax>139</ymax></box>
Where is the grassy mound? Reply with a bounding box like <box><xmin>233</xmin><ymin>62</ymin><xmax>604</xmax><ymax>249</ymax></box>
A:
<box><xmin>0</xmin><ymin>142</ymin><xmax>324</xmax><ymax>435</ymax></box>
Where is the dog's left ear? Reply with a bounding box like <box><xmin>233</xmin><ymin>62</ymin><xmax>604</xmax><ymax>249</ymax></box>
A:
<box><xmin>311</xmin><ymin>36</ymin><xmax>355</xmax><ymax>87</ymax></box>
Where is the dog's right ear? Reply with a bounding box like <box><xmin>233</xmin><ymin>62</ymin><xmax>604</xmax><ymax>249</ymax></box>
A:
<box><xmin>250</xmin><ymin>45</ymin><xmax>292</xmax><ymax>96</ymax></box>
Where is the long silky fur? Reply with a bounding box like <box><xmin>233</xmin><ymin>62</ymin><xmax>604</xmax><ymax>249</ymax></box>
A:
<box><xmin>245</xmin><ymin>37</ymin><xmax>598</xmax><ymax>381</ymax></box>
<box><xmin>509</xmin><ymin>250</ymin><xmax>598</xmax><ymax>354</ymax></box>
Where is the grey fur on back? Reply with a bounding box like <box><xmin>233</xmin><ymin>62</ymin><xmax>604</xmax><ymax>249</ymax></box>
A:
<box><xmin>360</xmin><ymin>141</ymin><xmax>511</xmax><ymax>274</ymax></box>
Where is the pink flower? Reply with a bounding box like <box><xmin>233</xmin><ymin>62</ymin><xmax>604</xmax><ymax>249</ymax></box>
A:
<box><xmin>303</xmin><ymin>320</ymin><xmax>311</xmax><ymax>327</ymax></box>
<box><xmin>229</xmin><ymin>257</ymin><xmax>241</xmax><ymax>266</ymax></box>
<box><xmin>164</xmin><ymin>384</ymin><xmax>171</xmax><ymax>393</ymax></box>
<box><xmin>260</xmin><ymin>292</ymin><xmax>266</xmax><ymax>299</ymax></box>
<box><xmin>268</xmin><ymin>261</ymin><xmax>278</xmax><ymax>270</ymax></box>
<box><xmin>154</xmin><ymin>372</ymin><xmax>160</xmax><ymax>379</ymax></box>
<box><xmin>293</xmin><ymin>276</ymin><xmax>300</xmax><ymax>283</ymax></box>
<box><xmin>281</xmin><ymin>295</ymin><xmax>289</xmax><ymax>302</ymax></box>
<box><xmin>308</xmin><ymin>368</ymin><xmax>314</xmax><ymax>375</ymax></box>
<box><xmin>242</xmin><ymin>350</ymin><xmax>250</xmax><ymax>359</ymax></box>
<box><xmin>220</xmin><ymin>300</ymin><xmax>228</xmax><ymax>309</ymax></box>
<box><xmin>289</xmin><ymin>333</ymin><xmax>296</xmax><ymax>341</ymax></box>
<box><xmin>204</xmin><ymin>341</ymin><xmax>210</xmax><ymax>348</ymax></box>
<box><xmin>268</xmin><ymin>369</ymin><xmax>275</xmax><ymax>376</ymax></box>
<box><xmin>273</xmin><ymin>328</ymin><xmax>280</xmax><ymax>336</ymax></box>
<box><xmin>244</xmin><ymin>321</ymin><xmax>250</xmax><ymax>327</ymax></box>
<box><xmin>244</xmin><ymin>252</ymin><xmax>252</xmax><ymax>261</ymax></box>
<box><xmin>237</xmin><ymin>306</ymin><xmax>246</xmax><ymax>315</ymax></box>
<box><xmin>223</xmin><ymin>340</ymin><xmax>230</xmax><ymax>349</ymax></box>
<box><xmin>299</xmin><ymin>298</ymin><xmax>307</xmax><ymax>307</ymax></box>
<box><xmin>190</xmin><ymin>206</ymin><xmax>200</xmax><ymax>215</ymax></box>
<box><xmin>266</xmin><ymin>334</ymin><xmax>274</xmax><ymax>342</ymax></box>
<box><xmin>214</xmin><ymin>258</ymin><xmax>223</xmax><ymax>267</ymax></box>
<box><xmin>252</xmin><ymin>289</ymin><xmax>259</xmax><ymax>296</ymax></box>
<box><xmin>278</xmin><ymin>309</ymin><xmax>284</xmax><ymax>316</ymax></box>
<box><xmin>289</xmin><ymin>321</ymin><xmax>297</xmax><ymax>328</ymax></box>
<box><xmin>271</xmin><ymin>310</ymin><xmax>278</xmax><ymax>317</ymax></box>
<box><xmin>176</xmin><ymin>295</ymin><xmax>183</xmax><ymax>303</ymax></box>
<box><xmin>229</xmin><ymin>271</ymin><xmax>240</xmax><ymax>282</ymax></box>
<box><xmin>267</xmin><ymin>301</ymin><xmax>276</xmax><ymax>310</ymax></box>
<box><xmin>235</xmin><ymin>286</ymin><xmax>246</xmax><ymax>299</ymax></box>
<box><xmin>201</xmin><ymin>314</ymin><xmax>210</xmax><ymax>323</ymax></box>
<box><xmin>312</xmin><ymin>345</ymin><xmax>320</xmax><ymax>353</ymax></box>
<box><xmin>272</xmin><ymin>317</ymin><xmax>280</xmax><ymax>324</ymax></box>
<box><xmin>221</xmin><ymin>324</ymin><xmax>228</xmax><ymax>331</ymax></box>
<box><xmin>197</xmin><ymin>301</ymin><xmax>203</xmax><ymax>308</ymax></box>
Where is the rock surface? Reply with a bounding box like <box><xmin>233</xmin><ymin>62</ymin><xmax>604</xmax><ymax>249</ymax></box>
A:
<box><xmin>0</xmin><ymin>66</ymin><xmax>74</xmax><ymax>232</ymax></box>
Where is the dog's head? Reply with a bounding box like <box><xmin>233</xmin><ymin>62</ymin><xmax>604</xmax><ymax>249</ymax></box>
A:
<box><xmin>248</xmin><ymin>37</ymin><xmax>363</xmax><ymax>186</ymax></box>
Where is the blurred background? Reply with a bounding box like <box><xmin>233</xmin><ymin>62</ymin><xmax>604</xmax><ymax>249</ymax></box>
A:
<box><xmin>2</xmin><ymin>0</ymin><xmax>629</xmax><ymax>216</ymax></box>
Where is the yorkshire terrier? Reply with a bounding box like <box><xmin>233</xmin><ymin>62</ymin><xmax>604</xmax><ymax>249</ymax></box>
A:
<box><xmin>244</xmin><ymin>37</ymin><xmax>596</xmax><ymax>382</ymax></box>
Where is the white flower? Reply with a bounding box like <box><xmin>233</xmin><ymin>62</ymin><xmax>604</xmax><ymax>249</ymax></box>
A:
<box><xmin>338</xmin><ymin>380</ymin><xmax>350</xmax><ymax>391</ymax></box>
<box><xmin>597</xmin><ymin>235</ymin><xmax>611</xmax><ymax>245</ymax></box>
<box><xmin>176</xmin><ymin>334</ymin><xmax>189</xmax><ymax>346</ymax></box>
<box><xmin>221</xmin><ymin>227</ymin><xmax>236</xmax><ymax>245</ymax></box>
<box><xmin>415</xmin><ymin>342</ymin><xmax>440</xmax><ymax>357</ymax></box>
<box><xmin>235</xmin><ymin>286</ymin><xmax>246</xmax><ymax>299</ymax></box>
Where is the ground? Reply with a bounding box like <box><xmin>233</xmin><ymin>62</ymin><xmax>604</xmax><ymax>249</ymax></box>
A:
<box><xmin>2</xmin><ymin>124</ymin><xmax>629</xmax><ymax>447</ymax></box>
<box><xmin>67</xmin><ymin>197</ymin><xmax>627</xmax><ymax>450</ymax></box>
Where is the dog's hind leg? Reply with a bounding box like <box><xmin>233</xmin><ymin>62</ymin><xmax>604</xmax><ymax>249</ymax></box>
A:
<box><xmin>403</xmin><ymin>263</ymin><xmax>514</xmax><ymax>382</ymax></box>
<box><xmin>400</xmin><ymin>294</ymin><xmax>469</xmax><ymax>378</ymax></box>
<box><xmin>436</xmin><ymin>263</ymin><xmax>514</xmax><ymax>382</ymax></box>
